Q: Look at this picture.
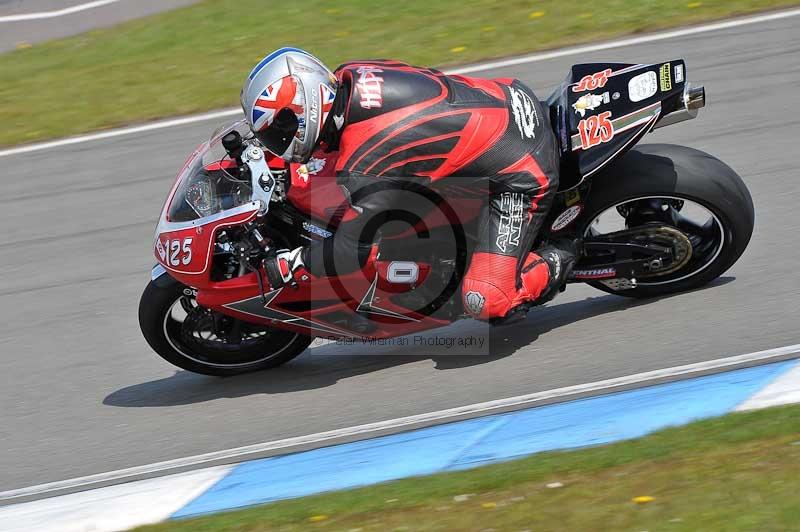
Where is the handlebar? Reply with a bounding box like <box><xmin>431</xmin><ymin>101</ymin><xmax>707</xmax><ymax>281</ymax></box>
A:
<box><xmin>221</xmin><ymin>130</ymin><xmax>245</xmax><ymax>161</ymax></box>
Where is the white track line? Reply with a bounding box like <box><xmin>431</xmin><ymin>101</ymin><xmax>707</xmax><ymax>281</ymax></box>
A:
<box><xmin>1</xmin><ymin>6</ymin><xmax>799</xmax><ymax>158</ymax></box>
<box><xmin>452</xmin><ymin>7</ymin><xmax>800</xmax><ymax>74</ymax></box>
<box><xmin>2</xmin><ymin>343</ymin><xmax>798</xmax><ymax>503</ymax></box>
<box><xmin>0</xmin><ymin>109</ymin><xmax>242</xmax><ymax>157</ymax></box>
<box><xmin>0</xmin><ymin>465</ymin><xmax>233</xmax><ymax>532</ymax></box>
<box><xmin>736</xmin><ymin>362</ymin><xmax>800</xmax><ymax>411</ymax></box>
<box><xmin>0</xmin><ymin>0</ymin><xmax>124</xmax><ymax>22</ymax></box>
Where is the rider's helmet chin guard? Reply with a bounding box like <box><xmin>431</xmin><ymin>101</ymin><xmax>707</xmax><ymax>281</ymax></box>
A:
<box><xmin>241</xmin><ymin>48</ymin><xmax>337</xmax><ymax>163</ymax></box>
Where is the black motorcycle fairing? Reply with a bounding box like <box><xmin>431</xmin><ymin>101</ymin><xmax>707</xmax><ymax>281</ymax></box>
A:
<box><xmin>547</xmin><ymin>60</ymin><xmax>689</xmax><ymax>190</ymax></box>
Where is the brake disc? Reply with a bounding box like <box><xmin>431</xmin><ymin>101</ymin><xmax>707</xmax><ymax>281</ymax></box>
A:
<box><xmin>181</xmin><ymin>305</ymin><xmax>217</xmax><ymax>343</ymax></box>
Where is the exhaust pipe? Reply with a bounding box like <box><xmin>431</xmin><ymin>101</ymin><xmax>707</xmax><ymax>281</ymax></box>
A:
<box><xmin>653</xmin><ymin>83</ymin><xmax>705</xmax><ymax>129</ymax></box>
<box><xmin>685</xmin><ymin>84</ymin><xmax>706</xmax><ymax>110</ymax></box>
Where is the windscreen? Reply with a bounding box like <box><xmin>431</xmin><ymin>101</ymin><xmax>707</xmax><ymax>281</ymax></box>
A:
<box><xmin>166</xmin><ymin>120</ymin><xmax>255</xmax><ymax>222</ymax></box>
<box><xmin>167</xmin><ymin>158</ymin><xmax>253</xmax><ymax>222</ymax></box>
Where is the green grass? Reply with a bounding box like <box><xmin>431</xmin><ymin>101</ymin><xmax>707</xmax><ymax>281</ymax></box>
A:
<box><xmin>1</xmin><ymin>0</ymin><xmax>798</xmax><ymax>147</ymax></box>
<box><xmin>138</xmin><ymin>404</ymin><xmax>800</xmax><ymax>531</ymax></box>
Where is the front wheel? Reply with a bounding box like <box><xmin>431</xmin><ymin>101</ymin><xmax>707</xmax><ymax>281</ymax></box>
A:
<box><xmin>578</xmin><ymin>144</ymin><xmax>754</xmax><ymax>298</ymax></box>
<box><xmin>138</xmin><ymin>275</ymin><xmax>313</xmax><ymax>376</ymax></box>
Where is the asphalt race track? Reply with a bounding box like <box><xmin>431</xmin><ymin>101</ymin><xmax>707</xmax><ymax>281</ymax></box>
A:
<box><xmin>1</xmin><ymin>14</ymin><xmax>799</xmax><ymax>492</ymax></box>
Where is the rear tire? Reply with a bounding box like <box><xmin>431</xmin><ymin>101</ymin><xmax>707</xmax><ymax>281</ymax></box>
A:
<box><xmin>579</xmin><ymin>144</ymin><xmax>754</xmax><ymax>298</ymax></box>
<box><xmin>139</xmin><ymin>274</ymin><xmax>312</xmax><ymax>376</ymax></box>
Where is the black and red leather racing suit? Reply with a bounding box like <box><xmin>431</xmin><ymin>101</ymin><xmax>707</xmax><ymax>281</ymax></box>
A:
<box><xmin>303</xmin><ymin>60</ymin><xmax>560</xmax><ymax>320</ymax></box>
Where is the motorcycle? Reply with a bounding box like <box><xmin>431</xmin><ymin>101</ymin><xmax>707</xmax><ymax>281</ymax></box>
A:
<box><xmin>139</xmin><ymin>60</ymin><xmax>754</xmax><ymax>376</ymax></box>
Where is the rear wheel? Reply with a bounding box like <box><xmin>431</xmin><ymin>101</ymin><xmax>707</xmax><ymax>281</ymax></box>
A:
<box><xmin>578</xmin><ymin>144</ymin><xmax>754</xmax><ymax>298</ymax></box>
<box><xmin>139</xmin><ymin>275</ymin><xmax>312</xmax><ymax>376</ymax></box>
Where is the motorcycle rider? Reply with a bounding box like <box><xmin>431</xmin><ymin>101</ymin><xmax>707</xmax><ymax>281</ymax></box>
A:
<box><xmin>241</xmin><ymin>47</ymin><xmax>578</xmax><ymax>323</ymax></box>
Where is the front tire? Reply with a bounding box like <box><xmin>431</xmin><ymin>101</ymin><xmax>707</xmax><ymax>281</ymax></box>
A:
<box><xmin>580</xmin><ymin>144</ymin><xmax>754</xmax><ymax>298</ymax></box>
<box><xmin>139</xmin><ymin>275</ymin><xmax>312</xmax><ymax>376</ymax></box>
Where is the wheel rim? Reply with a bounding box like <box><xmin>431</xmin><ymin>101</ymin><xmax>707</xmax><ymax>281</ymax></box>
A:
<box><xmin>584</xmin><ymin>195</ymin><xmax>726</xmax><ymax>286</ymax></box>
<box><xmin>162</xmin><ymin>290</ymin><xmax>300</xmax><ymax>368</ymax></box>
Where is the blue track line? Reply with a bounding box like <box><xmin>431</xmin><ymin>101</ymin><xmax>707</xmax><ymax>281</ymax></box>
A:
<box><xmin>173</xmin><ymin>360</ymin><xmax>796</xmax><ymax>519</ymax></box>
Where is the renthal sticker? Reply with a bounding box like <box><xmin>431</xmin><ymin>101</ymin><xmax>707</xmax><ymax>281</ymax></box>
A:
<box><xmin>158</xmin><ymin>237</ymin><xmax>193</xmax><ymax>267</ymax></box>
<box><xmin>572</xmin><ymin>267</ymin><xmax>616</xmax><ymax>279</ymax></box>
<box><xmin>509</xmin><ymin>86</ymin><xmax>540</xmax><ymax>139</ymax></box>
<box><xmin>495</xmin><ymin>192</ymin><xmax>525</xmax><ymax>253</ymax></box>
<box><xmin>356</xmin><ymin>66</ymin><xmax>384</xmax><ymax>109</ymax></box>
<box><xmin>577</xmin><ymin>111</ymin><xmax>614</xmax><ymax>150</ymax></box>
<box><xmin>572</xmin><ymin>92</ymin><xmax>609</xmax><ymax>117</ymax></box>
<box><xmin>628</xmin><ymin>71</ymin><xmax>658</xmax><ymax>103</ymax></box>
<box><xmin>550</xmin><ymin>204</ymin><xmax>583</xmax><ymax>232</ymax></box>
<box><xmin>674</xmin><ymin>64</ymin><xmax>685</xmax><ymax>84</ymax></box>
<box><xmin>659</xmin><ymin>63</ymin><xmax>672</xmax><ymax>92</ymax></box>
<box><xmin>572</xmin><ymin>68</ymin><xmax>613</xmax><ymax>93</ymax></box>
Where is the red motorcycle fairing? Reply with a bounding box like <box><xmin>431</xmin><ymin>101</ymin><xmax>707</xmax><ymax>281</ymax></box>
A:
<box><xmin>155</xmin><ymin>141</ymin><xmax>477</xmax><ymax>340</ymax></box>
<box><xmin>196</xmin><ymin>259</ymin><xmax>453</xmax><ymax>340</ymax></box>
<box><xmin>153</xmin><ymin>138</ymin><xmax>262</xmax><ymax>283</ymax></box>
<box><xmin>187</xmin><ymin>169</ymin><xmax>481</xmax><ymax>339</ymax></box>
<box><xmin>155</xmin><ymin>207</ymin><xmax>258</xmax><ymax>278</ymax></box>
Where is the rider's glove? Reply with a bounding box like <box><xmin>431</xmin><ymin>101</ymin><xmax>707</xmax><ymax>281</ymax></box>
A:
<box><xmin>263</xmin><ymin>247</ymin><xmax>306</xmax><ymax>289</ymax></box>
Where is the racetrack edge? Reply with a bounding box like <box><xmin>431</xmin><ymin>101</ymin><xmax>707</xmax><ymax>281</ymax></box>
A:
<box><xmin>2</xmin><ymin>343</ymin><xmax>798</xmax><ymax>506</ymax></box>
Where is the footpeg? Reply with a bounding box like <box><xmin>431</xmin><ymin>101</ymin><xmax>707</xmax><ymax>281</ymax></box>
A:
<box><xmin>599</xmin><ymin>278</ymin><xmax>638</xmax><ymax>291</ymax></box>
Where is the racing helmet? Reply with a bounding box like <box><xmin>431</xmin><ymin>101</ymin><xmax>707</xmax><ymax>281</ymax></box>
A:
<box><xmin>241</xmin><ymin>48</ymin><xmax>337</xmax><ymax>163</ymax></box>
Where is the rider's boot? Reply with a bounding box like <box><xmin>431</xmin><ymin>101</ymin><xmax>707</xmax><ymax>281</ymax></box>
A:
<box><xmin>532</xmin><ymin>237</ymin><xmax>581</xmax><ymax>305</ymax></box>
<box><xmin>489</xmin><ymin>238</ymin><xmax>581</xmax><ymax>326</ymax></box>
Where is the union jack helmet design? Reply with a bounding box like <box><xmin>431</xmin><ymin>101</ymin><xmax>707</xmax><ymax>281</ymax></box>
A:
<box><xmin>241</xmin><ymin>48</ymin><xmax>337</xmax><ymax>163</ymax></box>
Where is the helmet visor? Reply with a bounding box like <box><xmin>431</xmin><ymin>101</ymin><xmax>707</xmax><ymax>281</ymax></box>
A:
<box><xmin>255</xmin><ymin>107</ymin><xmax>299</xmax><ymax>157</ymax></box>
